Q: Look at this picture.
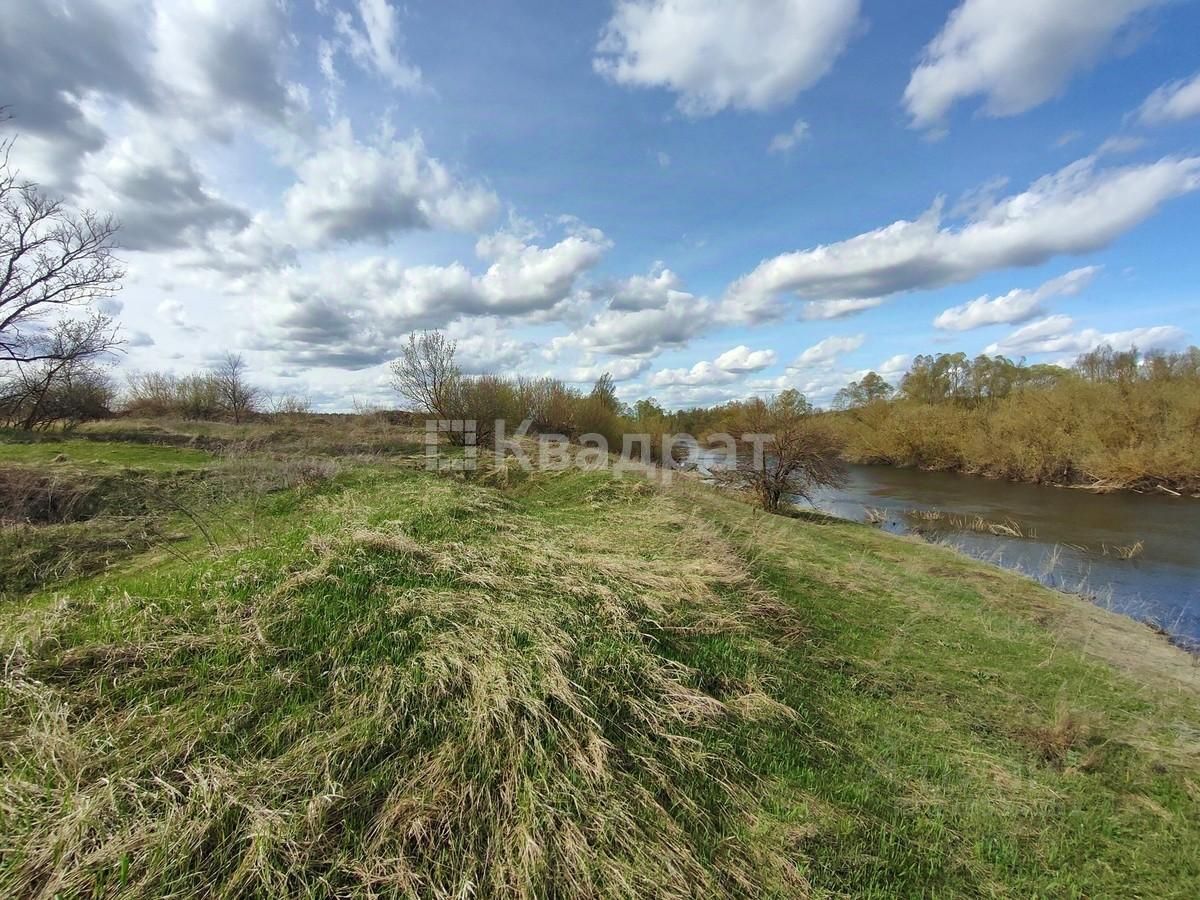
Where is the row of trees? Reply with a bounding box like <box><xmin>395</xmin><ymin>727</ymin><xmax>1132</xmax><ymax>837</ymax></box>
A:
<box><xmin>391</xmin><ymin>332</ymin><xmax>637</xmax><ymax>452</ymax></box>
<box><xmin>391</xmin><ymin>332</ymin><xmax>845</xmax><ymax>511</ymax></box>
<box><xmin>1</xmin><ymin>352</ymin><xmax>317</xmax><ymax>430</ymax></box>
<box><xmin>825</xmin><ymin>346</ymin><xmax>1200</xmax><ymax>492</ymax></box>
<box><xmin>124</xmin><ymin>354</ymin><xmax>262</xmax><ymax>423</ymax></box>
<box><xmin>829</xmin><ymin>347</ymin><xmax>1200</xmax><ymax>412</ymax></box>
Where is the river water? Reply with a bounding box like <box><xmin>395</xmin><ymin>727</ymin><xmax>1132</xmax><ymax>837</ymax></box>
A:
<box><xmin>693</xmin><ymin>455</ymin><xmax>1200</xmax><ymax>651</ymax></box>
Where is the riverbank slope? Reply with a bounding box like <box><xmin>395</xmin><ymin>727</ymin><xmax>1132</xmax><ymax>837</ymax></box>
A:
<box><xmin>2</xmin><ymin>434</ymin><xmax>1199</xmax><ymax>897</ymax></box>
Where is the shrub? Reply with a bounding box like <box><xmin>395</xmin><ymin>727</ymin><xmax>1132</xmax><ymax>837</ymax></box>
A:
<box><xmin>716</xmin><ymin>395</ymin><xmax>846</xmax><ymax>512</ymax></box>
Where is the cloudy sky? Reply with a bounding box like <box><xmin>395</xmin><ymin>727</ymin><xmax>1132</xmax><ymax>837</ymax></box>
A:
<box><xmin>4</xmin><ymin>0</ymin><xmax>1199</xmax><ymax>409</ymax></box>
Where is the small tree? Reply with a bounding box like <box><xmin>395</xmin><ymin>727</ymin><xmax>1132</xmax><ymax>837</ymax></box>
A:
<box><xmin>125</xmin><ymin>370</ymin><xmax>183</xmax><ymax>418</ymax></box>
<box><xmin>589</xmin><ymin>373</ymin><xmax>621</xmax><ymax>415</ymax></box>
<box><xmin>212</xmin><ymin>352</ymin><xmax>260</xmax><ymax>423</ymax></box>
<box><xmin>390</xmin><ymin>332</ymin><xmax>521</xmax><ymax>447</ymax></box>
<box><xmin>271</xmin><ymin>392</ymin><xmax>312</xmax><ymax>417</ymax></box>
<box><xmin>444</xmin><ymin>373</ymin><xmax>518</xmax><ymax>448</ymax></box>
<box><xmin>390</xmin><ymin>331</ymin><xmax>460</xmax><ymax>417</ymax></box>
<box><xmin>177</xmin><ymin>374</ymin><xmax>223</xmax><ymax>420</ymax></box>
<box><xmin>36</xmin><ymin>362</ymin><xmax>115</xmax><ymax>429</ymax></box>
<box><xmin>716</xmin><ymin>393</ymin><xmax>846</xmax><ymax>512</ymax></box>
<box><xmin>574</xmin><ymin>374</ymin><xmax>624</xmax><ymax>450</ymax></box>
<box><xmin>515</xmin><ymin>376</ymin><xmax>576</xmax><ymax>434</ymax></box>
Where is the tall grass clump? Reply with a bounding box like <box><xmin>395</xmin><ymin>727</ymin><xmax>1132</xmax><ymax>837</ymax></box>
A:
<box><xmin>0</xmin><ymin>469</ymin><xmax>808</xmax><ymax>898</ymax></box>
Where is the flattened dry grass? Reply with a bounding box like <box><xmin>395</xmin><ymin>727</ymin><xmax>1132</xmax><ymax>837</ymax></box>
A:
<box><xmin>0</xmin><ymin>470</ymin><xmax>809</xmax><ymax>899</ymax></box>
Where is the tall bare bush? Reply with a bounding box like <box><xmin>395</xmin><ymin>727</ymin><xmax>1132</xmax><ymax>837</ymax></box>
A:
<box><xmin>716</xmin><ymin>395</ymin><xmax>846</xmax><ymax>512</ymax></box>
<box><xmin>390</xmin><ymin>331</ymin><xmax>460</xmax><ymax>417</ymax></box>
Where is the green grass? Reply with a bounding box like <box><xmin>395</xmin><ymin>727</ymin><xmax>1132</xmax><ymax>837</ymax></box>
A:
<box><xmin>0</xmin><ymin>439</ymin><xmax>337</xmax><ymax>596</ymax></box>
<box><xmin>1</xmin><ymin>441</ymin><xmax>1198</xmax><ymax>897</ymax></box>
<box><xmin>0</xmin><ymin>437</ymin><xmax>215</xmax><ymax>470</ymax></box>
<box><xmin>674</xmin><ymin>480</ymin><xmax>1200</xmax><ymax>896</ymax></box>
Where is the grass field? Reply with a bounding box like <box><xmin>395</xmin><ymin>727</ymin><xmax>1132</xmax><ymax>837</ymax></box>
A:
<box><xmin>0</xmin><ymin>435</ymin><xmax>216</xmax><ymax>470</ymax></box>
<box><xmin>1</xmin><ymin>429</ymin><xmax>1198</xmax><ymax>897</ymax></box>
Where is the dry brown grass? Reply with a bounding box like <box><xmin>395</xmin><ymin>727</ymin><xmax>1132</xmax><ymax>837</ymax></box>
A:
<box><xmin>0</xmin><ymin>470</ymin><xmax>815</xmax><ymax>899</ymax></box>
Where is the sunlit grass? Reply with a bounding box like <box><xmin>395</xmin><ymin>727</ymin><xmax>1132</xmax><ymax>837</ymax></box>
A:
<box><xmin>2</xmin><ymin>434</ymin><xmax>1198</xmax><ymax>897</ymax></box>
<box><xmin>0</xmin><ymin>435</ymin><xmax>214</xmax><ymax>470</ymax></box>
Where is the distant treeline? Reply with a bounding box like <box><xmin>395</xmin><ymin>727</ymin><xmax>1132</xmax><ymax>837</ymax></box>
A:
<box><xmin>824</xmin><ymin>346</ymin><xmax>1200</xmax><ymax>494</ymax></box>
<box><xmin>1</xmin><ymin>353</ymin><xmax>309</xmax><ymax>430</ymax></box>
<box><xmin>6</xmin><ymin>325</ymin><xmax>1198</xmax><ymax>495</ymax></box>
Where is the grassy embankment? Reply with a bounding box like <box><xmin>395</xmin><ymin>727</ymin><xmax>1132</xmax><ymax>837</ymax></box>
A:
<box><xmin>2</xmin><ymin>422</ymin><xmax>1199</xmax><ymax>897</ymax></box>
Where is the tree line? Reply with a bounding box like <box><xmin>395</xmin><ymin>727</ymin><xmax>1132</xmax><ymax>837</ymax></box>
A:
<box><xmin>389</xmin><ymin>331</ymin><xmax>846</xmax><ymax>511</ymax></box>
<box><xmin>826</xmin><ymin>346</ymin><xmax>1200</xmax><ymax>493</ymax></box>
<box><xmin>2</xmin><ymin>108</ymin><xmax>1195</xmax><ymax>495</ymax></box>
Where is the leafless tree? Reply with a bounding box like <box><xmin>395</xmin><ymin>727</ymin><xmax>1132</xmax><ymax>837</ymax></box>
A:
<box><xmin>390</xmin><ymin>331</ymin><xmax>460</xmax><ymax>417</ymax></box>
<box><xmin>715</xmin><ymin>394</ymin><xmax>847</xmax><ymax>512</ymax></box>
<box><xmin>270</xmin><ymin>391</ymin><xmax>312</xmax><ymax>417</ymax></box>
<box><xmin>1</xmin><ymin>118</ymin><xmax>124</xmax><ymax>365</ymax></box>
<box><xmin>212</xmin><ymin>352</ymin><xmax>260</xmax><ymax>423</ymax></box>
<box><xmin>0</xmin><ymin>315</ymin><xmax>119</xmax><ymax>429</ymax></box>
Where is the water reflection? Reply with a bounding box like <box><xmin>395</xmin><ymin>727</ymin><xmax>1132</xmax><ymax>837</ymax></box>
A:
<box><xmin>692</xmin><ymin>452</ymin><xmax>1200</xmax><ymax>651</ymax></box>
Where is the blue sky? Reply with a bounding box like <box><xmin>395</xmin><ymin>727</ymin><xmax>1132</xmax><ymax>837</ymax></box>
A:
<box><xmin>3</xmin><ymin>0</ymin><xmax>1199</xmax><ymax>408</ymax></box>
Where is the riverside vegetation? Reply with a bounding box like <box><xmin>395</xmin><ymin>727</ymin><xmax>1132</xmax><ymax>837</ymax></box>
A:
<box><xmin>825</xmin><ymin>346</ymin><xmax>1200</xmax><ymax>495</ymax></box>
<box><xmin>2</xmin><ymin>417</ymin><xmax>1200</xmax><ymax>898</ymax></box>
<box><xmin>8</xmin><ymin>330</ymin><xmax>1199</xmax><ymax>496</ymax></box>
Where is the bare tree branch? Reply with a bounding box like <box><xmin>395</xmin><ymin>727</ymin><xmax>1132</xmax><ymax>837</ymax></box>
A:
<box><xmin>0</xmin><ymin>121</ymin><xmax>124</xmax><ymax>364</ymax></box>
<box><xmin>390</xmin><ymin>331</ymin><xmax>460</xmax><ymax>417</ymax></box>
<box><xmin>715</xmin><ymin>393</ymin><xmax>847</xmax><ymax>512</ymax></box>
<box><xmin>211</xmin><ymin>352</ymin><xmax>261</xmax><ymax>423</ymax></box>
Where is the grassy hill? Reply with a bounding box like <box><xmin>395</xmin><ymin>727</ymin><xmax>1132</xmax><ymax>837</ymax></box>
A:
<box><xmin>2</xmin><ymin>425</ymin><xmax>1198</xmax><ymax>897</ymax></box>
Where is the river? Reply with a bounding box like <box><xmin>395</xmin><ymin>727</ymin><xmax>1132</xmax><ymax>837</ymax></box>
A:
<box><xmin>693</xmin><ymin>455</ymin><xmax>1200</xmax><ymax>652</ymax></box>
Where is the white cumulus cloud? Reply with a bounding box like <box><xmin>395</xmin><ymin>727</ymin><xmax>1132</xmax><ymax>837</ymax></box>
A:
<box><xmin>933</xmin><ymin>266</ymin><xmax>1100</xmax><ymax>331</ymax></box>
<box><xmin>595</xmin><ymin>0</ymin><xmax>861</xmax><ymax>116</ymax></box>
<box><xmin>248</xmin><ymin>224</ymin><xmax>610</xmax><ymax>367</ymax></box>
<box><xmin>606</xmin><ymin>265</ymin><xmax>695</xmax><ymax>311</ymax></box>
<box><xmin>724</xmin><ymin>155</ymin><xmax>1200</xmax><ymax>317</ymax></box>
<box><xmin>282</xmin><ymin>120</ymin><xmax>499</xmax><ymax>246</ymax></box>
<box><xmin>566</xmin><ymin>295</ymin><xmax>713</xmax><ymax>358</ymax></box>
<box><xmin>714</xmin><ymin>345</ymin><xmax>777</xmax><ymax>372</ymax></box>
<box><xmin>647</xmin><ymin>344</ymin><xmax>777</xmax><ymax>388</ymax></box>
<box><xmin>877</xmin><ymin>354</ymin><xmax>911</xmax><ymax>381</ymax></box>
<box><xmin>152</xmin><ymin>0</ymin><xmax>310</xmax><ymax>134</ymax></box>
<box><xmin>792</xmin><ymin>334</ymin><xmax>865</xmax><ymax>368</ymax></box>
<box><xmin>647</xmin><ymin>361</ymin><xmax>739</xmax><ymax>388</ymax></box>
<box><xmin>568</xmin><ymin>358</ymin><xmax>651</xmax><ymax>384</ymax></box>
<box><xmin>1138</xmin><ymin>71</ymin><xmax>1200</xmax><ymax>124</ymax></box>
<box><xmin>79</xmin><ymin>131</ymin><xmax>249</xmax><ymax>251</ymax></box>
<box><xmin>985</xmin><ymin>315</ymin><xmax>1185</xmax><ymax>356</ymax></box>
<box><xmin>768</xmin><ymin>119</ymin><xmax>810</xmax><ymax>155</ymax></box>
<box><xmin>905</xmin><ymin>0</ymin><xmax>1164</xmax><ymax>129</ymax></box>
